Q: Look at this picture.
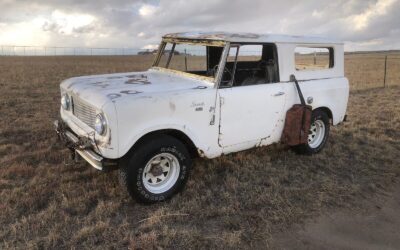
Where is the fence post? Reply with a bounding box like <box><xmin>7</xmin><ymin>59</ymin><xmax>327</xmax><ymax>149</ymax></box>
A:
<box><xmin>184</xmin><ymin>49</ymin><xmax>188</xmax><ymax>71</ymax></box>
<box><xmin>313</xmin><ymin>51</ymin><xmax>316</xmax><ymax>65</ymax></box>
<box><xmin>1</xmin><ymin>46</ymin><xmax>3</xmax><ymax>56</ymax></box>
<box><xmin>383</xmin><ymin>55</ymin><xmax>387</xmax><ymax>88</ymax></box>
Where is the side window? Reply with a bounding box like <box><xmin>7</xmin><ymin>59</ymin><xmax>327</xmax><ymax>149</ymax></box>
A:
<box><xmin>221</xmin><ymin>44</ymin><xmax>279</xmax><ymax>87</ymax></box>
<box><xmin>295</xmin><ymin>47</ymin><xmax>334</xmax><ymax>70</ymax></box>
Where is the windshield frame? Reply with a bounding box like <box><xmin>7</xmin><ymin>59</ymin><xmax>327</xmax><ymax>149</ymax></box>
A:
<box><xmin>152</xmin><ymin>39</ymin><xmax>228</xmax><ymax>86</ymax></box>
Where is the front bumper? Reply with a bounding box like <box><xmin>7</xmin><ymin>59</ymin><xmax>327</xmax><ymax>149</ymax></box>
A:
<box><xmin>54</xmin><ymin>120</ymin><xmax>117</xmax><ymax>171</ymax></box>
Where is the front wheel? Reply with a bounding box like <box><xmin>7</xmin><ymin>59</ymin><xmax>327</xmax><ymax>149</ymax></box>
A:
<box><xmin>119</xmin><ymin>135</ymin><xmax>192</xmax><ymax>203</ymax></box>
<box><xmin>293</xmin><ymin>109</ymin><xmax>330</xmax><ymax>155</ymax></box>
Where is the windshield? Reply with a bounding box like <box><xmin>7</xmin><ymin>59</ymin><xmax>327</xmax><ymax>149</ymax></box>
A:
<box><xmin>153</xmin><ymin>42</ymin><xmax>225</xmax><ymax>80</ymax></box>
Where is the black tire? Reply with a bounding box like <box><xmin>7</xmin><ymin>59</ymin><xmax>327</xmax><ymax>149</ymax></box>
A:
<box><xmin>293</xmin><ymin>109</ymin><xmax>330</xmax><ymax>155</ymax></box>
<box><xmin>119</xmin><ymin>135</ymin><xmax>192</xmax><ymax>203</ymax></box>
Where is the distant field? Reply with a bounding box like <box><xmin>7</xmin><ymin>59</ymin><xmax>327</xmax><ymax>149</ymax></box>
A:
<box><xmin>346</xmin><ymin>52</ymin><xmax>400</xmax><ymax>89</ymax></box>
<box><xmin>0</xmin><ymin>54</ymin><xmax>399</xmax><ymax>248</ymax></box>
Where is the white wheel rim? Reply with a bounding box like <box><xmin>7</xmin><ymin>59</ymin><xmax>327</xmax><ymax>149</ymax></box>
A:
<box><xmin>142</xmin><ymin>153</ymin><xmax>180</xmax><ymax>194</ymax></box>
<box><xmin>308</xmin><ymin>120</ymin><xmax>325</xmax><ymax>148</ymax></box>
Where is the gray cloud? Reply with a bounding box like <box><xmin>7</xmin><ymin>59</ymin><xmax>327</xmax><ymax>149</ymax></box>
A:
<box><xmin>1</xmin><ymin>0</ymin><xmax>399</xmax><ymax>50</ymax></box>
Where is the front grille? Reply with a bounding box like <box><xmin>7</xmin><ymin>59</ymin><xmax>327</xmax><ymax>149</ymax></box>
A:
<box><xmin>72</xmin><ymin>96</ymin><xmax>97</xmax><ymax>129</ymax></box>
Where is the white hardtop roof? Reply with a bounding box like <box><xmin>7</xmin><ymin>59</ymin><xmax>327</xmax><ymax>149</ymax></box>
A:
<box><xmin>163</xmin><ymin>31</ymin><xmax>343</xmax><ymax>45</ymax></box>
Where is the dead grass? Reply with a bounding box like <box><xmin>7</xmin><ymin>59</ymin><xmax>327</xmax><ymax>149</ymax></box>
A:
<box><xmin>0</xmin><ymin>54</ymin><xmax>399</xmax><ymax>249</ymax></box>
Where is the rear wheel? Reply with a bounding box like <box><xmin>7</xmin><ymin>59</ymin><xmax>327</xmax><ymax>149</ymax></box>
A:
<box><xmin>293</xmin><ymin>109</ymin><xmax>330</xmax><ymax>155</ymax></box>
<box><xmin>119</xmin><ymin>135</ymin><xmax>192</xmax><ymax>203</ymax></box>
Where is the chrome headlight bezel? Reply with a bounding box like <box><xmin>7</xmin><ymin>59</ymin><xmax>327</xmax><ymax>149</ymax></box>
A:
<box><xmin>94</xmin><ymin>113</ymin><xmax>107</xmax><ymax>135</ymax></box>
<box><xmin>61</xmin><ymin>93</ymin><xmax>71</xmax><ymax>110</ymax></box>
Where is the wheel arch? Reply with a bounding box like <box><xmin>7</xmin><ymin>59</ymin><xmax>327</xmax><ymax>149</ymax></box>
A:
<box><xmin>313</xmin><ymin>106</ymin><xmax>333</xmax><ymax>123</ymax></box>
<box><xmin>123</xmin><ymin>129</ymin><xmax>200</xmax><ymax>159</ymax></box>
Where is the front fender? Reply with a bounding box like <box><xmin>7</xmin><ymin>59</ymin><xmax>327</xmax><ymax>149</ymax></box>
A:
<box><xmin>114</xmin><ymin>89</ymin><xmax>222</xmax><ymax>159</ymax></box>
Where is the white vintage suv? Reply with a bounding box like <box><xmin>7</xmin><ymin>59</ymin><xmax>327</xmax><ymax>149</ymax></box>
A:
<box><xmin>55</xmin><ymin>32</ymin><xmax>349</xmax><ymax>203</ymax></box>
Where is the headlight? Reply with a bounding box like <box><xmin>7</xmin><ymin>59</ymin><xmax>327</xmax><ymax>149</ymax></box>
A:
<box><xmin>94</xmin><ymin>113</ymin><xmax>107</xmax><ymax>135</ymax></box>
<box><xmin>61</xmin><ymin>93</ymin><xmax>71</xmax><ymax>110</ymax></box>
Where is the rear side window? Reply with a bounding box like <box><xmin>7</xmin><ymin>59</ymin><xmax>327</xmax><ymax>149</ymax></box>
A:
<box><xmin>295</xmin><ymin>47</ymin><xmax>334</xmax><ymax>70</ymax></box>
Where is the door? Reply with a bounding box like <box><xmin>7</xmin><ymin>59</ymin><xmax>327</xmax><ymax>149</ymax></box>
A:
<box><xmin>217</xmin><ymin>43</ymin><xmax>285</xmax><ymax>148</ymax></box>
<box><xmin>218</xmin><ymin>83</ymin><xmax>285</xmax><ymax>147</ymax></box>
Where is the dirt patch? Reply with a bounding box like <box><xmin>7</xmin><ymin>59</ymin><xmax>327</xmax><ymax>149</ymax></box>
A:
<box><xmin>272</xmin><ymin>182</ymin><xmax>400</xmax><ymax>250</ymax></box>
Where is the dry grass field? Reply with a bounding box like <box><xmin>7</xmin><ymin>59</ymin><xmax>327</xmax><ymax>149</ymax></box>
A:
<box><xmin>0</xmin><ymin>54</ymin><xmax>399</xmax><ymax>249</ymax></box>
<box><xmin>345</xmin><ymin>52</ymin><xmax>400</xmax><ymax>89</ymax></box>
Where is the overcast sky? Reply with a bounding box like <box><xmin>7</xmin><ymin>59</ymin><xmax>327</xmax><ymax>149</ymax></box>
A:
<box><xmin>0</xmin><ymin>0</ymin><xmax>399</xmax><ymax>51</ymax></box>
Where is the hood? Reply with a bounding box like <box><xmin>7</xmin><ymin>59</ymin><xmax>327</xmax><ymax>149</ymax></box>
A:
<box><xmin>60</xmin><ymin>68</ymin><xmax>214</xmax><ymax>108</ymax></box>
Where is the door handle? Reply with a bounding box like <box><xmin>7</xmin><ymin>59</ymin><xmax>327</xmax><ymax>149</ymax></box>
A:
<box><xmin>273</xmin><ymin>91</ymin><xmax>285</xmax><ymax>96</ymax></box>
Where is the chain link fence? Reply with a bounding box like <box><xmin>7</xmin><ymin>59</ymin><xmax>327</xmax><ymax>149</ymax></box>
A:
<box><xmin>344</xmin><ymin>52</ymin><xmax>400</xmax><ymax>90</ymax></box>
<box><xmin>0</xmin><ymin>45</ymin><xmax>150</xmax><ymax>56</ymax></box>
<box><xmin>0</xmin><ymin>45</ymin><xmax>399</xmax><ymax>90</ymax></box>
